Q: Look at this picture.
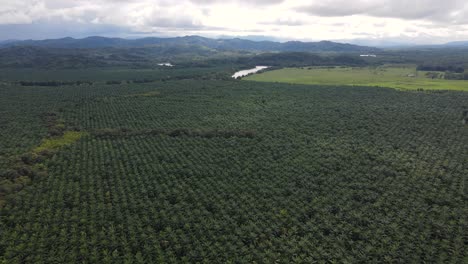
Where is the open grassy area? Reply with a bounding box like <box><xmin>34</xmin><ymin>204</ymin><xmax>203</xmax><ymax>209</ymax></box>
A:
<box><xmin>246</xmin><ymin>65</ymin><xmax>468</xmax><ymax>91</ymax></box>
<box><xmin>34</xmin><ymin>131</ymin><xmax>88</xmax><ymax>153</ymax></box>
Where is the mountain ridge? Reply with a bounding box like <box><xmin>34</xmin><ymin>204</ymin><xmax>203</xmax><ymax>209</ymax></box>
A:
<box><xmin>0</xmin><ymin>35</ymin><xmax>379</xmax><ymax>53</ymax></box>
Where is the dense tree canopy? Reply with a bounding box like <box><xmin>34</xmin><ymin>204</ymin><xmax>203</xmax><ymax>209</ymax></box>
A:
<box><xmin>1</xmin><ymin>74</ymin><xmax>467</xmax><ymax>262</ymax></box>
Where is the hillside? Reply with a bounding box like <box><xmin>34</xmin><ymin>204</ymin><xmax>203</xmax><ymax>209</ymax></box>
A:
<box><xmin>0</xmin><ymin>36</ymin><xmax>379</xmax><ymax>53</ymax></box>
<box><xmin>0</xmin><ymin>45</ymin><xmax>234</xmax><ymax>69</ymax></box>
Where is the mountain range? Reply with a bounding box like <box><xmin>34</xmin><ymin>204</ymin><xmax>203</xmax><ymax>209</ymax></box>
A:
<box><xmin>0</xmin><ymin>36</ymin><xmax>380</xmax><ymax>53</ymax></box>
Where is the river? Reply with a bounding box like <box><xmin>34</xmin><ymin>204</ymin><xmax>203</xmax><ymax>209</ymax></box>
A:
<box><xmin>232</xmin><ymin>66</ymin><xmax>269</xmax><ymax>79</ymax></box>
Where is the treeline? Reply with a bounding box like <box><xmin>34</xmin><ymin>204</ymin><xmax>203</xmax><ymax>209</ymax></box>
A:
<box><xmin>105</xmin><ymin>73</ymin><xmax>232</xmax><ymax>85</ymax></box>
<box><xmin>92</xmin><ymin>128</ymin><xmax>256</xmax><ymax>139</ymax></box>
<box><xmin>185</xmin><ymin>52</ymin><xmax>370</xmax><ymax>68</ymax></box>
<box><xmin>18</xmin><ymin>80</ymin><xmax>93</xmax><ymax>86</ymax></box>
<box><xmin>16</xmin><ymin>73</ymin><xmax>231</xmax><ymax>87</ymax></box>
<box><xmin>417</xmin><ymin>65</ymin><xmax>465</xmax><ymax>73</ymax></box>
<box><xmin>416</xmin><ymin>64</ymin><xmax>468</xmax><ymax>80</ymax></box>
<box><xmin>424</xmin><ymin>71</ymin><xmax>468</xmax><ymax>80</ymax></box>
<box><xmin>443</xmin><ymin>72</ymin><xmax>468</xmax><ymax>80</ymax></box>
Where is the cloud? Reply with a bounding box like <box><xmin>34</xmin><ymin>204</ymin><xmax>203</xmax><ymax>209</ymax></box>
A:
<box><xmin>297</xmin><ymin>0</ymin><xmax>468</xmax><ymax>23</ymax></box>
<box><xmin>260</xmin><ymin>18</ymin><xmax>308</xmax><ymax>26</ymax></box>
<box><xmin>0</xmin><ymin>19</ymin><xmax>132</xmax><ymax>39</ymax></box>
<box><xmin>0</xmin><ymin>11</ymin><xmax>33</xmax><ymax>24</ymax></box>
<box><xmin>188</xmin><ymin>0</ymin><xmax>284</xmax><ymax>5</ymax></box>
<box><xmin>1</xmin><ymin>0</ymin><xmax>468</xmax><ymax>44</ymax></box>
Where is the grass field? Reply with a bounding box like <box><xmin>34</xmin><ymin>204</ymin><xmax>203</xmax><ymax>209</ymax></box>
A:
<box><xmin>246</xmin><ymin>65</ymin><xmax>468</xmax><ymax>91</ymax></box>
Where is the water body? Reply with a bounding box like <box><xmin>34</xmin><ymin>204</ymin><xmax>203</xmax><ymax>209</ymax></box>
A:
<box><xmin>232</xmin><ymin>66</ymin><xmax>269</xmax><ymax>79</ymax></box>
<box><xmin>158</xmin><ymin>63</ymin><xmax>174</xmax><ymax>67</ymax></box>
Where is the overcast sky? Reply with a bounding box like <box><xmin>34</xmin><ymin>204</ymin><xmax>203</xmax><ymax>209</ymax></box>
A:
<box><xmin>1</xmin><ymin>0</ymin><xmax>468</xmax><ymax>44</ymax></box>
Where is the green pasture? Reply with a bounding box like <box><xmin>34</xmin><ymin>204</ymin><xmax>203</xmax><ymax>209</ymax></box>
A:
<box><xmin>246</xmin><ymin>65</ymin><xmax>468</xmax><ymax>91</ymax></box>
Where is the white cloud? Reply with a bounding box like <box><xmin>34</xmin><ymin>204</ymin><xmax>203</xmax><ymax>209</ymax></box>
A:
<box><xmin>297</xmin><ymin>0</ymin><xmax>468</xmax><ymax>23</ymax></box>
<box><xmin>0</xmin><ymin>0</ymin><xmax>468</xmax><ymax>44</ymax></box>
<box><xmin>0</xmin><ymin>11</ymin><xmax>33</xmax><ymax>24</ymax></box>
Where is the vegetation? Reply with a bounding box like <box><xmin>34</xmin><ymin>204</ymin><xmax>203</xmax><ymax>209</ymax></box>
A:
<box><xmin>0</xmin><ymin>67</ymin><xmax>234</xmax><ymax>83</ymax></box>
<box><xmin>18</xmin><ymin>80</ymin><xmax>94</xmax><ymax>86</ymax></box>
<box><xmin>230</xmin><ymin>52</ymin><xmax>368</xmax><ymax>68</ymax></box>
<box><xmin>246</xmin><ymin>65</ymin><xmax>468</xmax><ymax>91</ymax></box>
<box><xmin>417</xmin><ymin>64</ymin><xmax>465</xmax><ymax>73</ymax></box>
<box><xmin>443</xmin><ymin>72</ymin><xmax>468</xmax><ymax>80</ymax></box>
<box><xmin>0</xmin><ymin>69</ymin><xmax>467</xmax><ymax>262</ymax></box>
<box><xmin>3</xmin><ymin>37</ymin><xmax>468</xmax><ymax>74</ymax></box>
<box><xmin>0</xmin><ymin>36</ymin><xmax>378</xmax><ymax>53</ymax></box>
<box><xmin>0</xmin><ymin>45</ymin><xmax>251</xmax><ymax>69</ymax></box>
<box><xmin>34</xmin><ymin>131</ymin><xmax>87</xmax><ymax>153</ymax></box>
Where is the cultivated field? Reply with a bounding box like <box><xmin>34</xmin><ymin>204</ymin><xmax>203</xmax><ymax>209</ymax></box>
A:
<box><xmin>246</xmin><ymin>65</ymin><xmax>468</xmax><ymax>91</ymax></box>
<box><xmin>1</xmin><ymin>70</ymin><xmax>467</xmax><ymax>262</ymax></box>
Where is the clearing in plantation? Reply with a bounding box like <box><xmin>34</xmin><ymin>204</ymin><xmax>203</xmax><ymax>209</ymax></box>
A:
<box><xmin>246</xmin><ymin>65</ymin><xmax>468</xmax><ymax>91</ymax></box>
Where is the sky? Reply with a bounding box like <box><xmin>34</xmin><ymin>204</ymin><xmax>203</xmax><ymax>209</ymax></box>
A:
<box><xmin>1</xmin><ymin>0</ymin><xmax>468</xmax><ymax>45</ymax></box>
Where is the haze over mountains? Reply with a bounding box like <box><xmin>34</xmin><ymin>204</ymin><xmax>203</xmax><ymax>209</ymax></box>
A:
<box><xmin>2</xmin><ymin>36</ymin><xmax>468</xmax><ymax>51</ymax></box>
<box><xmin>0</xmin><ymin>36</ymin><xmax>379</xmax><ymax>53</ymax></box>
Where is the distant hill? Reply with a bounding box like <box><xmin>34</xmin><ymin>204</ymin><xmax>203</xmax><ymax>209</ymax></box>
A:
<box><xmin>443</xmin><ymin>41</ymin><xmax>468</xmax><ymax>47</ymax></box>
<box><xmin>0</xmin><ymin>39</ymin><xmax>19</xmax><ymax>45</ymax></box>
<box><xmin>0</xmin><ymin>36</ymin><xmax>379</xmax><ymax>53</ymax></box>
<box><xmin>405</xmin><ymin>41</ymin><xmax>468</xmax><ymax>50</ymax></box>
<box><xmin>0</xmin><ymin>44</ymin><xmax>231</xmax><ymax>69</ymax></box>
